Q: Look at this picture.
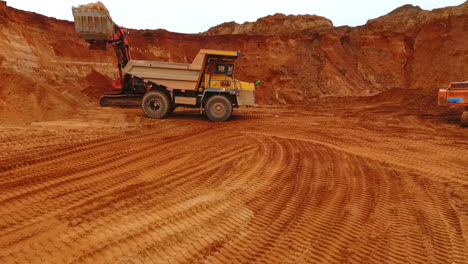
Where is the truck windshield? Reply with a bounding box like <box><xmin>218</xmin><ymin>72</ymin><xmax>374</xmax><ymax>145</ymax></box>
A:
<box><xmin>216</xmin><ymin>64</ymin><xmax>234</xmax><ymax>76</ymax></box>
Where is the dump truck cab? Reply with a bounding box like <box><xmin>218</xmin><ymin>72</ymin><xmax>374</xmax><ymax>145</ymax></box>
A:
<box><xmin>201</xmin><ymin>53</ymin><xmax>256</xmax><ymax>108</ymax></box>
<box><xmin>125</xmin><ymin>49</ymin><xmax>257</xmax><ymax>122</ymax></box>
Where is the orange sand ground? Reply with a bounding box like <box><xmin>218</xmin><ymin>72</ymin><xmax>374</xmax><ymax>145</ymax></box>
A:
<box><xmin>1</xmin><ymin>104</ymin><xmax>467</xmax><ymax>263</ymax></box>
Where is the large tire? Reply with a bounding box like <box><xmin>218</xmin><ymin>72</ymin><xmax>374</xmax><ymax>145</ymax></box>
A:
<box><xmin>205</xmin><ymin>95</ymin><xmax>233</xmax><ymax>122</ymax></box>
<box><xmin>141</xmin><ymin>91</ymin><xmax>170</xmax><ymax>119</ymax></box>
<box><xmin>461</xmin><ymin>111</ymin><xmax>468</xmax><ymax>127</ymax></box>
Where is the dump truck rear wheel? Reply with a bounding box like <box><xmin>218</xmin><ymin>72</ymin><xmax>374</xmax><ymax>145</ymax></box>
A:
<box><xmin>205</xmin><ymin>95</ymin><xmax>232</xmax><ymax>122</ymax></box>
<box><xmin>461</xmin><ymin>111</ymin><xmax>468</xmax><ymax>127</ymax></box>
<box><xmin>142</xmin><ymin>91</ymin><xmax>170</xmax><ymax>119</ymax></box>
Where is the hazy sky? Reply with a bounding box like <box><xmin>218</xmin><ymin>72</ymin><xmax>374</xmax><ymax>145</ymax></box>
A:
<box><xmin>5</xmin><ymin>0</ymin><xmax>466</xmax><ymax>33</ymax></box>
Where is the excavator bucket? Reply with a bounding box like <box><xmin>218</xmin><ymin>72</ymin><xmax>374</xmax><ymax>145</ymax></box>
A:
<box><xmin>72</xmin><ymin>2</ymin><xmax>115</xmax><ymax>40</ymax></box>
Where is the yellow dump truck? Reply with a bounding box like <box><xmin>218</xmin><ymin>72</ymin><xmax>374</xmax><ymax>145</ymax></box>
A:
<box><xmin>125</xmin><ymin>50</ymin><xmax>256</xmax><ymax>122</ymax></box>
<box><xmin>72</xmin><ymin>2</ymin><xmax>257</xmax><ymax>122</ymax></box>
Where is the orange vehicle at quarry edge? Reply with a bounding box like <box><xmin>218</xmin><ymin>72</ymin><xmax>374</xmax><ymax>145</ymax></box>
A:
<box><xmin>438</xmin><ymin>81</ymin><xmax>468</xmax><ymax>126</ymax></box>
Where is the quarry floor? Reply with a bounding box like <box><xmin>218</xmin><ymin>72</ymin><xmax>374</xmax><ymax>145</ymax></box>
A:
<box><xmin>1</xmin><ymin>105</ymin><xmax>468</xmax><ymax>264</ymax></box>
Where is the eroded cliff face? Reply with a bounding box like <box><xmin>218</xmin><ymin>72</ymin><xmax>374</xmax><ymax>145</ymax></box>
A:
<box><xmin>0</xmin><ymin>1</ymin><xmax>467</xmax><ymax>121</ymax></box>
<box><xmin>365</xmin><ymin>2</ymin><xmax>468</xmax><ymax>92</ymax></box>
<box><xmin>0</xmin><ymin>1</ymin><xmax>114</xmax><ymax>122</ymax></box>
<box><xmin>126</xmin><ymin>2</ymin><xmax>468</xmax><ymax>104</ymax></box>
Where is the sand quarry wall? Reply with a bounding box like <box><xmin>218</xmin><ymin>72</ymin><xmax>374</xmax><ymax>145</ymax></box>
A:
<box><xmin>0</xmin><ymin>1</ymin><xmax>467</xmax><ymax>121</ymax></box>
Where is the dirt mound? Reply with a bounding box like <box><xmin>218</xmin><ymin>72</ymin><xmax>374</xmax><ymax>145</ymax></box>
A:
<box><xmin>387</xmin><ymin>4</ymin><xmax>424</xmax><ymax>16</ymax></box>
<box><xmin>204</xmin><ymin>13</ymin><xmax>333</xmax><ymax>36</ymax></box>
<box><xmin>0</xmin><ymin>3</ymin><xmax>114</xmax><ymax>122</ymax></box>
<box><xmin>0</xmin><ymin>68</ymin><xmax>85</xmax><ymax>122</ymax></box>
<box><xmin>82</xmin><ymin>69</ymin><xmax>114</xmax><ymax>101</ymax></box>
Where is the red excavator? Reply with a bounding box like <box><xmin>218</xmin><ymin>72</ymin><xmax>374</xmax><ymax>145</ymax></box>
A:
<box><xmin>72</xmin><ymin>2</ymin><xmax>146</xmax><ymax>107</ymax></box>
<box><xmin>438</xmin><ymin>81</ymin><xmax>468</xmax><ymax>127</ymax></box>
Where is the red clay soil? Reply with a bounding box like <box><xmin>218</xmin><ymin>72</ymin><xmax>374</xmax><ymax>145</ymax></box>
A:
<box><xmin>0</xmin><ymin>1</ymin><xmax>468</xmax><ymax>263</ymax></box>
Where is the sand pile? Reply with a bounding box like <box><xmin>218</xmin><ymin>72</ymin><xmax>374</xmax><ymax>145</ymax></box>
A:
<box><xmin>0</xmin><ymin>69</ymin><xmax>85</xmax><ymax>122</ymax></box>
<box><xmin>76</xmin><ymin>1</ymin><xmax>108</xmax><ymax>12</ymax></box>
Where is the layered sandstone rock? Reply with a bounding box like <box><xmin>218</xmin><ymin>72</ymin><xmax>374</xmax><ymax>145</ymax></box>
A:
<box><xmin>204</xmin><ymin>13</ymin><xmax>333</xmax><ymax>36</ymax></box>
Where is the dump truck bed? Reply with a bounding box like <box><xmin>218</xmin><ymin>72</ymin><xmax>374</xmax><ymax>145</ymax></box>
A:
<box><xmin>123</xmin><ymin>50</ymin><xmax>239</xmax><ymax>91</ymax></box>
<box><xmin>123</xmin><ymin>60</ymin><xmax>202</xmax><ymax>90</ymax></box>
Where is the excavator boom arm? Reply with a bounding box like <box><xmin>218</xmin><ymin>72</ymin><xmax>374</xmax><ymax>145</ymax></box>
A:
<box><xmin>72</xmin><ymin>2</ymin><xmax>141</xmax><ymax>107</ymax></box>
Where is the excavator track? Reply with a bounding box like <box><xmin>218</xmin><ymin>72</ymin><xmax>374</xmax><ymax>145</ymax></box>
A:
<box><xmin>99</xmin><ymin>94</ymin><xmax>143</xmax><ymax>107</ymax></box>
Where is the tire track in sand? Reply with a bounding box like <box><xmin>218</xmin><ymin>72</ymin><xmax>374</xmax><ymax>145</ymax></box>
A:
<box><xmin>1</xmin><ymin>108</ymin><xmax>467</xmax><ymax>264</ymax></box>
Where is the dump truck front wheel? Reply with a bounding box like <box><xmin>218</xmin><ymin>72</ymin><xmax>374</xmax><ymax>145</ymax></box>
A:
<box><xmin>205</xmin><ymin>95</ymin><xmax>233</xmax><ymax>122</ymax></box>
<box><xmin>142</xmin><ymin>91</ymin><xmax>170</xmax><ymax>119</ymax></box>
